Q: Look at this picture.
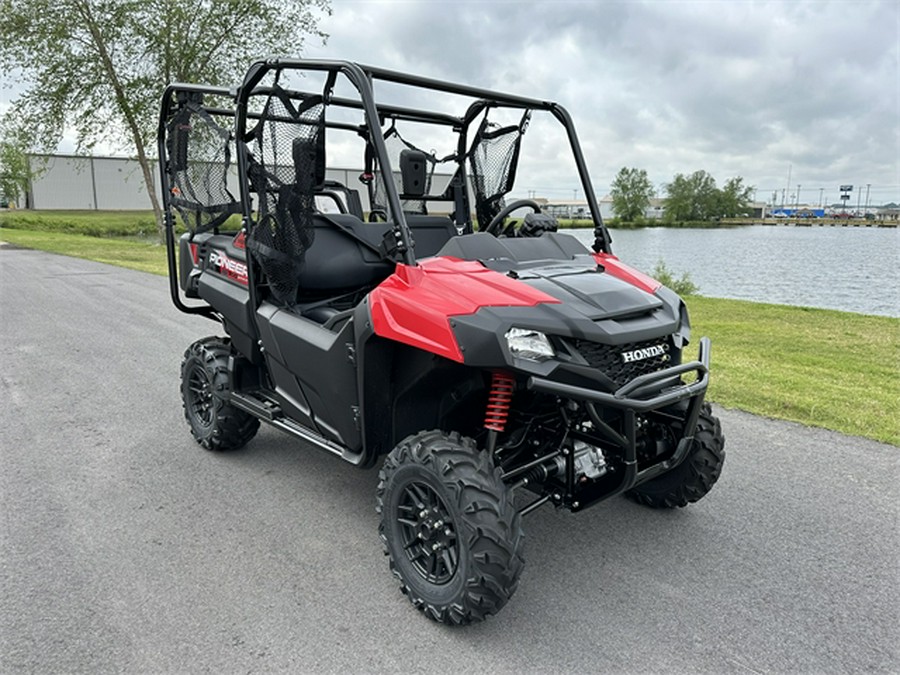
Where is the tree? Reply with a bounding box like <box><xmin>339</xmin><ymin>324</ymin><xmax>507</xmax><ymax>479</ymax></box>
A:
<box><xmin>717</xmin><ymin>176</ymin><xmax>754</xmax><ymax>217</ymax></box>
<box><xmin>0</xmin><ymin>0</ymin><xmax>330</xmax><ymax>236</ymax></box>
<box><xmin>663</xmin><ymin>170</ymin><xmax>719</xmax><ymax>222</ymax></box>
<box><xmin>610</xmin><ymin>166</ymin><xmax>654</xmax><ymax>222</ymax></box>
<box><xmin>0</xmin><ymin>138</ymin><xmax>37</xmax><ymax>207</ymax></box>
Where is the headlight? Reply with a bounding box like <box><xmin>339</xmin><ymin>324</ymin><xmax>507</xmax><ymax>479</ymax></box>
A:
<box><xmin>505</xmin><ymin>327</ymin><xmax>555</xmax><ymax>361</ymax></box>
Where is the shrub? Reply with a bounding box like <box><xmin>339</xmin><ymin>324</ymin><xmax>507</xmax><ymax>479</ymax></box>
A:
<box><xmin>651</xmin><ymin>260</ymin><xmax>699</xmax><ymax>296</ymax></box>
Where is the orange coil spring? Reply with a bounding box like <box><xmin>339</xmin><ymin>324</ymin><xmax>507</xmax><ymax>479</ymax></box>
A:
<box><xmin>484</xmin><ymin>371</ymin><xmax>515</xmax><ymax>433</ymax></box>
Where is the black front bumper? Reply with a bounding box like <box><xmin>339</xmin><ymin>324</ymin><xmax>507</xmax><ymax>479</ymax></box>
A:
<box><xmin>523</xmin><ymin>337</ymin><xmax>711</xmax><ymax>512</ymax></box>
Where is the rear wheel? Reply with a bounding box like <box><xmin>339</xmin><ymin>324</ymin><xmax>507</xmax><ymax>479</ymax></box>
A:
<box><xmin>626</xmin><ymin>403</ymin><xmax>725</xmax><ymax>508</ymax></box>
<box><xmin>180</xmin><ymin>337</ymin><xmax>259</xmax><ymax>451</ymax></box>
<box><xmin>376</xmin><ymin>430</ymin><xmax>524</xmax><ymax>625</ymax></box>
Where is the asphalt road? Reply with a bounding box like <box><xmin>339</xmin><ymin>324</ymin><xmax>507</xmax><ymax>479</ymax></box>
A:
<box><xmin>1</xmin><ymin>246</ymin><xmax>897</xmax><ymax>674</ymax></box>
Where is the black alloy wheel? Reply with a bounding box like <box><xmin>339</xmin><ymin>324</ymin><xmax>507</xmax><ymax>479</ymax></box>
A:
<box><xmin>186</xmin><ymin>362</ymin><xmax>215</xmax><ymax>430</ymax></box>
<box><xmin>396</xmin><ymin>480</ymin><xmax>459</xmax><ymax>585</ymax></box>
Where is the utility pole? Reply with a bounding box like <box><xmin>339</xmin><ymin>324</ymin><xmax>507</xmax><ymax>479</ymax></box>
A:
<box><xmin>797</xmin><ymin>184</ymin><xmax>801</xmax><ymax>207</ymax></box>
<box><xmin>785</xmin><ymin>163</ymin><xmax>792</xmax><ymax>208</ymax></box>
<box><xmin>856</xmin><ymin>188</ymin><xmax>862</xmax><ymax>215</ymax></box>
<box><xmin>819</xmin><ymin>187</ymin><xmax>824</xmax><ymax>207</ymax></box>
<box><xmin>864</xmin><ymin>183</ymin><xmax>871</xmax><ymax>214</ymax></box>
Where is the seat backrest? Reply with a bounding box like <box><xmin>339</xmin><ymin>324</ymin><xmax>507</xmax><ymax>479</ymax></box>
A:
<box><xmin>405</xmin><ymin>214</ymin><xmax>457</xmax><ymax>258</ymax></box>
<box><xmin>296</xmin><ymin>214</ymin><xmax>393</xmax><ymax>292</ymax></box>
<box><xmin>289</xmin><ymin>210</ymin><xmax>455</xmax><ymax>295</ymax></box>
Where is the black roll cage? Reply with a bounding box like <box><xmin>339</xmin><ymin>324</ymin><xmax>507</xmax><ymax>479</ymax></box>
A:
<box><xmin>157</xmin><ymin>58</ymin><xmax>612</xmax><ymax>320</ymax></box>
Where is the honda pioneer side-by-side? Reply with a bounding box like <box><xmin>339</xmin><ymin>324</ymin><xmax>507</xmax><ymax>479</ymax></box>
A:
<box><xmin>158</xmin><ymin>59</ymin><xmax>725</xmax><ymax>625</ymax></box>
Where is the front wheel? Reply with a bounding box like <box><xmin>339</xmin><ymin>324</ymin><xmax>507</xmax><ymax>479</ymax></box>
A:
<box><xmin>626</xmin><ymin>403</ymin><xmax>725</xmax><ymax>508</ymax></box>
<box><xmin>376</xmin><ymin>430</ymin><xmax>524</xmax><ymax>625</ymax></box>
<box><xmin>180</xmin><ymin>337</ymin><xmax>259</xmax><ymax>451</ymax></box>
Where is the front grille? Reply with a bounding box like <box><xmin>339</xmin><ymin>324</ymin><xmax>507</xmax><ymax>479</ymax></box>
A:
<box><xmin>571</xmin><ymin>337</ymin><xmax>673</xmax><ymax>387</ymax></box>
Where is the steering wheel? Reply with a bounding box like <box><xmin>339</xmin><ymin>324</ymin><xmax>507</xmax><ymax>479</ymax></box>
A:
<box><xmin>484</xmin><ymin>199</ymin><xmax>542</xmax><ymax>236</ymax></box>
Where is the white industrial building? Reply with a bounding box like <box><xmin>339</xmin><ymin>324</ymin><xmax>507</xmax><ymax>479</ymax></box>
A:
<box><xmin>25</xmin><ymin>154</ymin><xmax>154</xmax><ymax>210</ymax></box>
<box><xmin>18</xmin><ymin>153</ymin><xmax>454</xmax><ymax>214</ymax></box>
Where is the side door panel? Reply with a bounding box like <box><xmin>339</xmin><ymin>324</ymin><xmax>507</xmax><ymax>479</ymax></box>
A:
<box><xmin>256</xmin><ymin>302</ymin><xmax>362</xmax><ymax>450</ymax></box>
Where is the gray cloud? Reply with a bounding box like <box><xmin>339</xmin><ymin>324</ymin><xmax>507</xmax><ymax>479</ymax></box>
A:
<box><xmin>305</xmin><ymin>0</ymin><xmax>899</xmax><ymax>204</ymax></box>
<box><xmin>3</xmin><ymin>0</ymin><xmax>892</xmax><ymax>205</ymax></box>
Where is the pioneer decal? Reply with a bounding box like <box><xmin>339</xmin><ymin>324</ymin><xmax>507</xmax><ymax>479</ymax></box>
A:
<box><xmin>208</xmin><ymin>249</ymin><xmax>248</xmax><ymax>286</ymax></box>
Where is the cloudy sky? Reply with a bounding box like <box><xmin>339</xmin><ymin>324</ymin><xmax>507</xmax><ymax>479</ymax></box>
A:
<box><xmin>1</xmin><ymin>0</ymin><xmax>895</xmax><ymax>206</ymax></box>
<box><xmin>301</xmin><ymin>0</ymin><xmax>898</xmax><ymax>206</ymax></box>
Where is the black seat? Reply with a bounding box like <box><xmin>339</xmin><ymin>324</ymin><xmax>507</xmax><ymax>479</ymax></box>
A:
<box><xmin>274</xmin><ymin>133</ymin><xmax>393</xmax><ymax>296</ymax></box>
<box><xmin>405</xmin><ymin>215</ymin><xmax>457</xmax><ymax>258</ymax></box>
<box><xmin>296</xmin><ymin>214</ymin><xmax>393</xmax><ymax>292</ymax></box>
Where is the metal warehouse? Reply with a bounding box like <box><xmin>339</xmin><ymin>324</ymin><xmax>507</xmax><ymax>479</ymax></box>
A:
<box><xmin>21</xmin><ymin>154</ymin><xmax>451</xmax><ymax>214</ymax></box>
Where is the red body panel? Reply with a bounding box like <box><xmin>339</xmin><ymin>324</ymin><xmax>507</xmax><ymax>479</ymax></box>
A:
<box><xmin>369</xmin><ymin>257</ymin><xmax>560</xmax><ymax>362</ymax></box>
<box><xmin>593</xmin><ymin>253</ymin><xmax>662</xmax><ymax>294</ymax></box>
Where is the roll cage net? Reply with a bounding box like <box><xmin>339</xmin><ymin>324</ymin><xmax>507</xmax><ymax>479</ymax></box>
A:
<box><xmin>368</xmin><ymin>109</ymin><xmax>530</xmax><ymax>230</ymax></box>
<box><xmin>243</xmin><ymin>86</ymin><xmax>325</xmax><ymax>303</ymax></box>
<box><xmin>468</xmin><ymin>111</ymin><xmax>530</xmax><ymax>229</ymax></box>
<box><xmin>164</xmin><ymin>80</ymin><xmax>534</xmax><ymax>244</ymax></box>
<box><xmin>164</xmin><ymin>93</ymin><xmax>241</xmax><ymax>234</ymax></box>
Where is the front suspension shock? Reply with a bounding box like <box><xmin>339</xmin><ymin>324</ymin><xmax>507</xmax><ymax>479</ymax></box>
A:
<box><xmin>484</xmin><ymin>370</ymin><xmax>515</xmax><ymax>433</ymax></box>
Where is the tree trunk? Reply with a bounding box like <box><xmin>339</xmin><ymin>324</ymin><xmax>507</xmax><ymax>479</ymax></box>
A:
<box><xmin>134</xmin><ymin>145</ymin><xmax>165</xmax><ymax>241</ymax></box>
<box><xmin>75</xmin><ymin>1</ymin><xmax>166</xmax><ymax>240</ymax></box>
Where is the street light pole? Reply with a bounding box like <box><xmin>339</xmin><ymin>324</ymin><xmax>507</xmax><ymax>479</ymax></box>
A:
<box><xmin>797</xmin><ymin>184</ymin><xmax>801</xmax><ymax>208</ymax></box>
<box><xmin>865</xmin><ymin>183</ymin><xmax>871</xmax><ymax>214</ymax></box>
<box><xmin>785</xmin><ymin>163</ymin><xmax>792</xmax><ymax>208</ymax></box>
<box><xmin>819</xmin><ymin>187</ymin><xmax>824</xmax><ymax>207</ymax></box>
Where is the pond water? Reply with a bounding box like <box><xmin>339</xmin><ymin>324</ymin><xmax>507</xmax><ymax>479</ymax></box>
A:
<box><xmin>567</xmin><ymin>225</ymin><xmax>899</xmax><ymax>318</ymax></box>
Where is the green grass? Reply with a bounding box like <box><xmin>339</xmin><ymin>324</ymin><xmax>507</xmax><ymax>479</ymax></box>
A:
<box><xmin>689</xmin><ymin>297</ymin><xmax>899</xmax><ymax>446</ymax></box>
<box><xmin>2</xmin><ymin>224</ymin><xmax>898</xmax><ymax>446</ymax></box>
<box><xmin>0</xmin><ymin>209</ymin><xmax>161</xmax><ymax>238</ymax></box>
<box><xmin>0</xmin><ymin>227</ymin><xmax>168</xmax><ymax>275</ymax></box>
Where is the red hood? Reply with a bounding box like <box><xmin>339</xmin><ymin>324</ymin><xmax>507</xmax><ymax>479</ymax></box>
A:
<box><xmin>369</xmin><ymin>257</ymin><xmax>560</xmax><ymax>362</ymax></box>
<box><xmin>593</xmin><ymin>253</ymin><xmax>661</xmax><ymax>295</ymax></box>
